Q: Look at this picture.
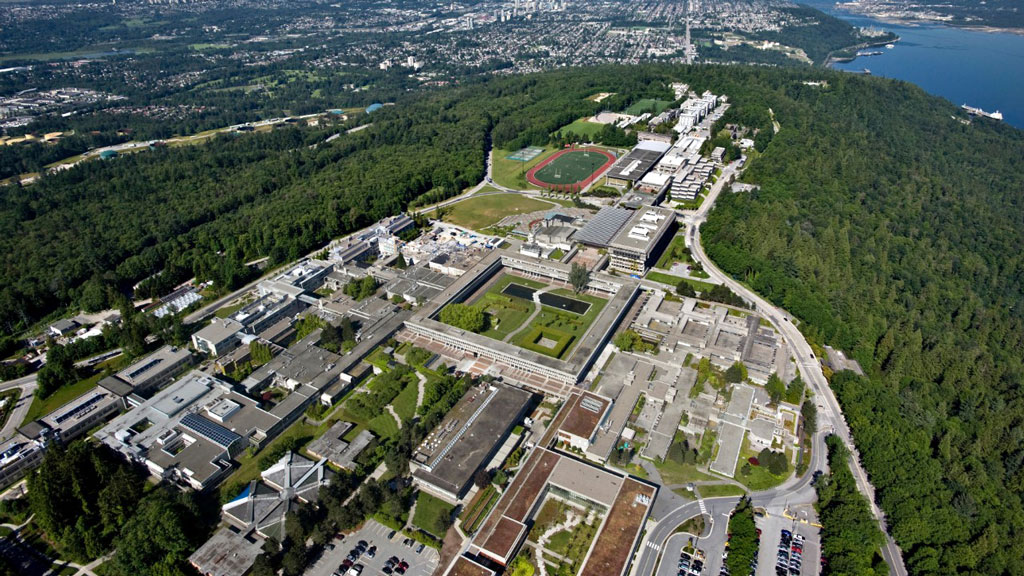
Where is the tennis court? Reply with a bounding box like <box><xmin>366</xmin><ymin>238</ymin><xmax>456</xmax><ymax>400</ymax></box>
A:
<box><xmin>506</xmin><ymin>146</ymin><xmax>545</xmax><ymax>162</ymax></box>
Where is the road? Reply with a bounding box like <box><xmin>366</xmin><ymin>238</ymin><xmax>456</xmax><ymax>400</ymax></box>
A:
<box><xmin>669</xmin><ymin>163</ymin><xmax>908</xmax><ymax>575</ymax></box>
<box><xmin>0</xmin><ymin>374</ymin><xmax>38</xmax><ymax>443</ymax></box>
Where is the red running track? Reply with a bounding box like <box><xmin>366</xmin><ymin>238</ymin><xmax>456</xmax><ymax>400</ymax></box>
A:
<box><xmin>525</xmin><ymin>147</ymin><xmax>616</xmax><ymax>190</ymax></box>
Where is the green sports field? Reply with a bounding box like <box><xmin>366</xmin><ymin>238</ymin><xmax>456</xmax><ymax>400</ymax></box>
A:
<box><xmin>530</xmin><ymin>150</ymin><xmax>611</xmax><ymax>186</ymax></box>
<box><xmin>625</xmin><ymin>98</ymin><xmax>674</xmax><ymax>115</ymax></box>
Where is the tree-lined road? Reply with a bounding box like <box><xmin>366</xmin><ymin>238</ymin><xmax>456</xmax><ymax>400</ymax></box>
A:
<box><xmin>677</xmin><ymin>171</ymin><xmax>908</xmax><ymax>576</ymax></box>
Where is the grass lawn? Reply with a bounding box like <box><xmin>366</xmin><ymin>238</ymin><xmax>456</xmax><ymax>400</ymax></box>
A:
<box><xmin>654</xmin><ymin>458</ymin><xmax>717</xmax><ymax>485</ymax></box>
<box><xmin>735</xmin><ymin>436</ymin><xmax>790</xmax><ymax>491</ymax></box>
<box><xmin>468</xmin><ymin>274</ymin><xmax>545</xmax><ymax>341</ymax></box>
<box><xmin>655</xmin><ymin>235</ymin><xmax>692</xmax><ymax>270</ymax></box>
<box><xmin>510</xmin><ymin>288</ymin><xmax>608</xmax><ymax>359</ymax></box>
<box><xmin>392</xmin><ymin>381</ymin><xmax>419</xmax><ymax>423</ymax></box>
<box><xmin>412</xmin><ymin>491</ymin><xmax>455</xmax><ymax>537</ymax></box>
<box><xmin>552</xmin><ymin>117</ymin><xmax>606</xmax><ymax>139</ymax></box>
<box><xmin>546</xmin><ymin>530</ymin><xmax>572</xmax><ymax>554</ymax></box>
<box><xmin>646</xmin><ymin>271</ymin><xmax>716</xmax><ymax>294</ymax></box>
<box><xmin>698</xmin><ymin>483</ymin><xmax>748</xmax><ymax>498</ymax></box>
<box><xmin>214</xmin><ymin>300</ymin><xmax>247</xmax><ymax>318</ymax></box>
<box><xmin>368</xmin><ymin>412</ymin><xmax>401</xmax><ymax>439</ymax></box>
<box><xmin>474</xmin><ymin>184</ymin><xmax>504</xmax><ymax>195</ymax></box>
<box><xmin>625</xmin><ymin>99</ymin><xmax>674</xmax><ymax>115</ymax></box>
<box><xmin>444</xmin><ymin>194</ymin><xmax>553</xmax><ymax>231</ymax></box>
<box><xmin>493</xmin><ymin>146</ymin><xmax>558</xmax><ymax>189</ymax></box>
<box><xmin>22</xmin><ymin>372</ymin><xmax>105</xmax><ymax>424</ymax></box>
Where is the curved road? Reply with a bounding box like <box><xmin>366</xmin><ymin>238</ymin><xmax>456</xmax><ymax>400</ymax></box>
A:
<box><xmin>0</xmin><ymin>374</ymin><xmax>37</xmax><ymax>443</ymax></box>
<box><xmin>650</xmin><ymin>159</ymin><xmax>908</xmax><ymax>576</ymax></box>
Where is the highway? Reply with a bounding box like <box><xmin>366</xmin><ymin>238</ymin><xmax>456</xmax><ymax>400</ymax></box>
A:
<box><xmin>647</xmin><ymin>157</ymin><xmax>909</xmax><ymax>576</ymax></box>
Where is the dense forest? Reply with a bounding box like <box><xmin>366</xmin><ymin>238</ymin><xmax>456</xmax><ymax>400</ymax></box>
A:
<box><xmin>702</xmin><ymin>70</ymin><xmax>1024</xmax><ymax>574</ymax></box>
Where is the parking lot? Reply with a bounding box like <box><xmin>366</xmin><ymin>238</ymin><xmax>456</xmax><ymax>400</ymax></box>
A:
<box><xmin>755</xmin><ymin>511</ymin><xmax>820</xmax><ymax>576</ymax></box>
<box><xmin>304</xmin><ymin>520</ymin><xmax>440</xmax><ymax>576</ymax></box>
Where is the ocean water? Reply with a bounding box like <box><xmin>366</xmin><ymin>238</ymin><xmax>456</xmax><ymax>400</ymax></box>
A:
<box><xmin>809</xmin><ymin>5</ymin><xmax>1024</xmax><ymax>129</ymax></box>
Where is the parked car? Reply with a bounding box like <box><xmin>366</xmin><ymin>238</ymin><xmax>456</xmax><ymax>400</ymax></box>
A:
<box><xmin>416</xmin><ymin>543</ymin><xmax>425</xmax><ymax>554</ymax></box>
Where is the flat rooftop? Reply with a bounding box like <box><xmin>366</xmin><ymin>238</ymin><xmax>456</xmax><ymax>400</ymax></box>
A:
<box><xmin>114</xmin><ymin>345</ymin><xmax>191</xmax><ymax>388</ymax></box>
<box><xmin>472</xmin><ymin>446</ymin><xmax>655</xmax><ymax>575</ymax></box>
<box><xmin>577</xmin><ymin>478</ymin><xmax>655</xmax><ymax>576</ymax></box>
<box><xmin>448</xmin><ymin>557</ymin><xmax>495</xmax><ymax>576</ymax></box>
<box><xmin>608</xmin><ymin>206</ymin><xmax>675</xmax><ymax>253</ymax></box>
<box><xmin>606</xmin><ymin>141</ymin><xmax>671</xmax><ymax>182</ymax></box>
<box><xmin>557</xmin><ymin>391</ymin><xmax>610</xmax><ymax>441</ymax></box>
<box><xmin>412</xmin><ymin>383</ymin><xmax>532</xmax><ymax>497</ymax></box>
<box><xmin>573</xmin><ymin>207</ymin><xmax>633</xmax><ymax>247</ymax></box>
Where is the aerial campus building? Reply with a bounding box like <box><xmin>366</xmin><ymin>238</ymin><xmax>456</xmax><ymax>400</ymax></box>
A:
<box><xmin>95</xmin><ymin>371</ymin><xmax>295</xmax><ymax>490</ymax></box>
<box><xmin>401</xmin><ymin>249</ymin><xmax>640</xmax><ymax>397</ymax></box>
<box><xmin>574</xmin><ymin>206</ymin><xmax>676</xmax><ymax>275</ymax></box>
<box><xmin>411</xmin><ymin>382</ymin><xmax>533</xmax><ymax>503</ymax></box>
<box><xmin>447</xmin><ymin>393</ymin><xmax>656</xmax><ymax>576</ymax></box>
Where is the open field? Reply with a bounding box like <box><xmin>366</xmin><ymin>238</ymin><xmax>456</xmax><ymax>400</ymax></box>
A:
<box><xmin>443</xmin><ymin>194</ymin><xmax>553</xmax><ymax>231</ymax></box>
<box><xmin>553</xmin><ymin>118</ymin><xmax>606</xmax><ymax>139</ymax></box>
<box><xmin>654</xmin><ymin>458</ymin><xmax>717</xmax><ymax>485</ymax></box>
<box><xmin>493</xmin><ymin>146</ymin><xmax>559</xmax><ymax>189</ymax></box>
<box><xmin>625</xmin><ymin>99</ymin><xmax>673</xmax><ymax>115</ymax></box>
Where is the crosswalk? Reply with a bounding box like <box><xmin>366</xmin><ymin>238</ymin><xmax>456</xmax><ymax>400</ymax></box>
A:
<box><xmin>646</xmin><ymin>541</ymin><xmax>662</xmax><ymax>552</ymax></box>
<box><xmin>698</xmin><ymin>498</ymin><xmax>707</xmax><ymax>516</ymax></box>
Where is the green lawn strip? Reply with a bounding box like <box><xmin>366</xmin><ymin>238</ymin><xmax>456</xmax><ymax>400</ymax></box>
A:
<box><xmin>392</xmin><ymin>380</ymin><xmax>419</xmax><ymax>423</ymax></box>
<box><xmin>412</xmin><ymin>491</ymin><xmax>455</xmax><ymax>537</ymax></box>
<box><xmin>23</xmin><ymin>372</ymin><xmax>105</xmax><ymax>424</ymax></box>
<box><xmin>443</xmin><ymin>194</ymin><xmax>554</xmax><ymax>231</ymax></box>
<box><xmin>697</xmin><ymin>484</ymin><xmax>748</xmax><ymax>498</ymax></box>
<box><xmin>645</xmin><ymin>271</ymin><xmax>715</xmax><ymax>294</ymax></box>
<box><xmin>552</xmin><ymin>118</ymin><xmax>606</xmax><ymax>139</ymax></box>
<box><xmin>653</xmin><ymin>458</ymin><xmax>717</xmax><ymax>485</ymax></box>
<box><xmin>625</xmin><ymin>99</ymin><xmax>673</xmax><ymax>115</ymax></box>
<box><xmin>474</xmin><ymin>185</ymin><xmax>504</xmax><ymax>195</ymax></box>
<box><xmin>214</xmin><ymin>301</ymin><xmax>247</xmax><ymax>318</ymax></box>
<box><xmin>493</xmin><ymin>146</ymin><xmax>559</xmax><ymax>189</ymax></box>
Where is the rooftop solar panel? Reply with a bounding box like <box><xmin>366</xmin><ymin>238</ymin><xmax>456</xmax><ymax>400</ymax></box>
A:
<box><xmin>180</xmin><ymin>412</ymin><xmax>241</xmax><ymax>448</ymax></box>
<box><xmin>573</xmin><ymin>207</ymin><xmax>633</xmax><ymax>247</ymax></box>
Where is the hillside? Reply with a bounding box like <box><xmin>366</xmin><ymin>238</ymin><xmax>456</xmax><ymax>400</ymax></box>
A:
<box><xmin>1</xmin><ymin>64</ymin><xmax>1023</xmax><ymax>573</ymax></box>
<box><xmin>703</xmin><ymin>72</ymin><xmax>1024</xmax><ymax>574</ymax></box>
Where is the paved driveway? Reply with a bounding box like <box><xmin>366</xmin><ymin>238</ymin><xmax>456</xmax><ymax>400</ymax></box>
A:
<box><xmin>305</xmin><ymin>520</ymin><xmax>439</xmax><ymax>576</ymax></box>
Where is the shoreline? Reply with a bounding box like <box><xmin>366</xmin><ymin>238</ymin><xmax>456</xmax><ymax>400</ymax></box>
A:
<box><xmin>824</xmin><ymin>35</ymin><xmax>900</xmax><ymax>66</ymax></box>
<box><xmin>838</xmin><ymin>9</ymin><xmax>1024</xmax><ymax>36</ymax></box>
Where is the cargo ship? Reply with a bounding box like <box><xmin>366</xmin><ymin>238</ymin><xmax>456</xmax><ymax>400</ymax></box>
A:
<box><xmin>961</xmin><ymin>104</ymin><xmax>1004</xmax><ymax>121</ymax></box>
